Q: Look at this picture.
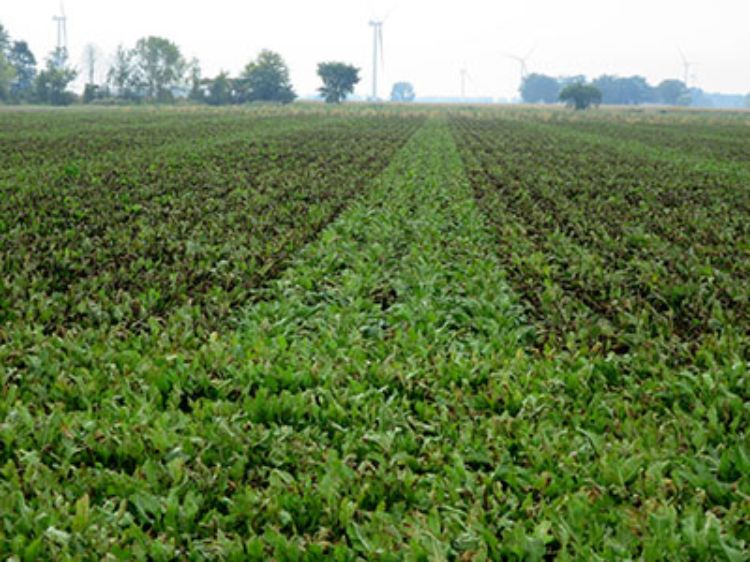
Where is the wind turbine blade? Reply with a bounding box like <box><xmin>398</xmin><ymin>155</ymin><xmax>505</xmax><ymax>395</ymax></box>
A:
<box><xmin>524</xmin><ymin>45</ymin><xmax>537</xmax><ymax>61</ymax></box>
<box><xmin>382</xmin><ymin>0</ymin><xmax>399</xmax><ymax>22</ymax></box>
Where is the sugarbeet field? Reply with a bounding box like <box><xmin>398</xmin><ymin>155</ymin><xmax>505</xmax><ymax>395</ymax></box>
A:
<box><xmin>1</xmin><ymin>105</ymin><xmax>748</xmax><ymax>561</ymax></box>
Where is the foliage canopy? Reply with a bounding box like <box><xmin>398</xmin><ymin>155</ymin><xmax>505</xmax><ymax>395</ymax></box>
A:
<box><xmin>520</xmin><ymin>73</ymin><xmax>560</xmax><ymax>104</ymax></box>
<box><xmin>35</xmin><ymin>48</ymin><xmax>77</xmax><ymax>105</ymax></box>
<box><xmin>560</xmin><ymin>82</ymin><xmax>602</xmax><ymax>110</ymax></box>
<box><xmin>391</xmin><ymin>81</ymin><xmax>416</xmax><ymax>102</ymax></box>
<box><xmin>8</xmin><ymin>41</ymin><xmax>36</xmax><ymax>101</ymax></box>
<box><xmin>317</xmin><ymin>62</ymin><xmax>360</xmax><ymax>103</ymax></box>
<box><xmin>240</xmin><ymin>50</ymin><xmax>296</xmax><ymax>104</ymax></box>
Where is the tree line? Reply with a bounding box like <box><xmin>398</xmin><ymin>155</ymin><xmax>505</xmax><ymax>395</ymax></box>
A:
<box><xmin>2</xmin><ymin>19</ymin><xmax>747</xmax><ymax>108</ymax></box>
<box><xmin>0</xmin><ymin>23</ymin><xmax>77</xmax><ymax>105</ymax></box>
<box><xmin>521</xmin><ymin>73</ymin><xmax>695</xmax><ymax>106</ymax></box>
<box><xmin>0</xmin><ymin>22</ymin><xmax>365</xmax><ymax>106</ymax></box>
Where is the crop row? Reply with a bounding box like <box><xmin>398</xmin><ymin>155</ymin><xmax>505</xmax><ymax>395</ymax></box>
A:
<box><xmin>552</xmin><ymin>118</ymin><xmax>750</xmax><ymax>167</ymax></box>
<box><xmin>450</xmin><ymin>113</ymin><xmax>750</xmax><ymax>366</ymax></box>
<box><xmin>3</xmin><ymin>116</ymin><xmax>748</xmax><ymax>560</ymax></box>
<box><xmin>0</xmin><ymin>107</ymin><xmax>389</xmax><ymax>174</ymax></box>
<box><xmin>0</xmin><ymin>111</ymin><xmax>424</xmax><ymax>345</ymax></box>
<box><xmin>475</xmin><ymin>107</ymin><xmax>750</xmax><ymax>167</ymax></box>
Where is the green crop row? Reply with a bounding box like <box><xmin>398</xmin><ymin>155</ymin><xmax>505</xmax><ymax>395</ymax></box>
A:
<box><xmin>1</xmin><ymin>107</ymin><xmax>748</xmax><ymax>560</ymax></box>
<box><xmin>450</xmin><ymin>112</ymin><xmax>750</xmax><ymax>366</ymax></box>
<box><xmin>448</xmin><ymin>110</ymin><xmax>749</xmax><ymax>559</ymax></box>
<box><xmin>0</xmin><ymin>111</ymin><xmax>423</xmax><ymax>344</ymax></box>
<box><xmin>555</xmin><ymin>119</ymin><xmax>750</xmax><ymax>167</ymax></box>
<box><xmin>0</xmin><ymin>106</ymin><xmax>393</xmax><ymax>171</ymax></box>
<box><xmin>0</xmin><ymin>116</ymin><xmax>524</xmax><ymax>560</ymax></box>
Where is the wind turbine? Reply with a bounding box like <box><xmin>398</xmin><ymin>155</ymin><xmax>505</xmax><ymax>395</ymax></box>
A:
<box><xmin>52</xmin><ymin>2</ymin><xmax>68</xmax><ymax>68</ymax></box>
<box><xmin>458</xmin><ymin>62</ymin><xmax>482</xmax><ymax>100</ymax></box>
<box><xmin>369</xmin><ymin>19</ymin><xmax>385</xmax><ymax>100</ymax></box>
<box><xmin>367</xmin><ymin>1</ymin><xmax>399</xmax><ymax>101</ymax></box>
<box><xmin>678</xmin><ymin>47</ymin><xmax>696</xmax><ymax>89</ymax></box>
<box><xmin>505</xmin><ymin>46</ymin><xmax>536</xmax><ymax>83</ymax></box>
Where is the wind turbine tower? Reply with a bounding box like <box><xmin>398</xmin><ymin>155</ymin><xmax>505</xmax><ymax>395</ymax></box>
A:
<box><xmin>52</xmin><ymin>2</ymin><xmax>68</xmax><ymax>68</ymax></box>
<box><xmin>678</xmin><ymin>48</ymin><xmax>695</xmax><ymax>88</ymax></box>
<box><xmin>369</xmin><ymin>20</ymin><xmax>384</xmax><ymax>100</ymax></box>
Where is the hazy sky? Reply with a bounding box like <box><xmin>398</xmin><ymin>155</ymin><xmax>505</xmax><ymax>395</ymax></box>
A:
<box><xmin>3</xmin><ymin>1</ymin><xmax>749</xmax><ymax>99</ymax></box>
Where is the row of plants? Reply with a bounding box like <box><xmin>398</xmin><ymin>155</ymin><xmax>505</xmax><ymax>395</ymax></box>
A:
<box><xmin>0</xmin><ymin>106</ymin><xmax>354</xmax><ymax>171</ymax></box>
<box><xmin>547</xmin><ymin>112</ymin><xmax>750</xmax><ymax>167</ymax></box>
<box><xmin>450</xmin><ymin>111</ymin><xmax>750</xmax><ymax>365</ymax></box>
<box><xmin>2</xmin><ymin>116</ymin><xmax>502</xmax><ymax>560</ymax></box>
<box><xmin>448</xmin><ymin>110</ymin><xmax>749</xmax><ymax>558</ymax></box>
<box><xmin>461</xmin><ymin>106</ymin><xmax>750</xmax><ymax>168</ymax></box>
<box><xmin>0</xmin><ymin>110</ymin><xmax>423</xmax><ymax>347</ymax></box>
<box><xmin>2</xmin><ymin>115</ymin><xmax>747</xmax><ymax>560</ymax></box>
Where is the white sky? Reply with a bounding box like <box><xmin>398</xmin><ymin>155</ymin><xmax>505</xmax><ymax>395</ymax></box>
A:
<box><xmin>2</xmin><ymin>0</ymin><xmax>749</xmax><ymax>99</ymax></box>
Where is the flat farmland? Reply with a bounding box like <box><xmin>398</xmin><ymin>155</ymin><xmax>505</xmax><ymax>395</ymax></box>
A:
<box><xmin>0</xmin><ymin>106</ymin><xmax>748</xmax><ymax>560</ymax></box>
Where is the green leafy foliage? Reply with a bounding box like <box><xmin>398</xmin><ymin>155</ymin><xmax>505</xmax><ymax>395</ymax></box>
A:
<box><xmin>0</xmin><ymin>108</ymin><xmax>421</xmax><ymax>339</ymax></box>
<box><xmin>559</xmin><ymin>82</ymin><xmax>602</xmax><ymax>110</ymax></box>
<box><xmin>655</xmin><ymin>79</ymin><xmax>690</xmax><ymax>106</ymax></box>
<box><xmin>239</xmin><ymin>50</ymin><xmax>296</xmax><ymax>104</ymax></box>
<box><xmin>520</xmin><ymin>73</ymin><xmax>560</xmax><ymax>104</ymax></box>
<box><xmin>0</xmin><ymin>23</ymin><xmax>13</xmax><ymax>101</ymax></box>
<box><xmin>317</xmin><ymin>62</ymin><xmax>360</xmax><ymax>104</ymax></box>
<box><xmin>0</xmin><ymin>106</ymin><xmax>748</xmax><ymax>559</ymax></box>
<box><xmin>131</xmin><ymin>36</ymin><xmax>187</xmax><ymax>102</ymax></box>
<box><xmin>451</xmin><ymin>110</ymin><xmax>750</xmax><ymax>364</ymax></box>
<box><xmin>103</xmin><ymin>37</ymin><xmax>187</xmax><ymax>103</ymax></box>
<box><xmin>391</xmin><ymin>81</ymin><xmax>416</xmax><ymax>103</ymax></box>
<box><xmin>34</xmin><ymin>48</ymin><xmax>77</xmax><ymax>106</ymax></box>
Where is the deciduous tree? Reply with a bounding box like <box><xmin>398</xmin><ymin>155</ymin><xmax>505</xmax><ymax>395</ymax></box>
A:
<box><xmin>560</xmin><ymin>82</ymin><xmax>602</xmax><ymax>110</ymax></box>
<box><xmin>391</xmin><ymin>81</ymin><xmax>415</xmax><ymax>102</ymax></box>
<box><xmin>187</xmin><ymin>58</ymin><xmax>204</xmax><ymax>103</ymax></box>
<box><xmin>0</xmin><ymin>23</ymin><xmax>8</xmax><ymax>52</ymax></box>
<box><xmin>592</xmin><ymin>75</ymin><xmax>653</xmax><ymax>105</ymax></box>
<box><xmin>207</xmin><ymin>72</ymin><xmax>235</xmax><ymax>106</ymax></box>
<box><xmin>9</xmin><ymin>41</ymin><xmax>36</xmax><ymax>101</ymax></box>
<box><xmin>107</xmin><ymin>45</ymin><xmax>137</xmax><ymax>100</ymax></box>
<box><xmin>520</xmin><ymin>73</ymin><xmax>560</xmax><ymax>104</ymax></box>
<box><xmin>317</xmin><ymin>62</ymin><xmax>360</xmax><ymax>104</ymax></box>
<box><xmin>131</xmin><ymin>36</ymin><xmax>187</xmax><ymax>102</ymax></box>
<box><xmin>0</xmin><ymin>23</ymin><xmax>15</xmax><ymax>101</ymax></box>
<box><xmin>240</xmin><ymin>50</ymin><xmax>295</xmax><ymax>103</ymax></box>
<box><xmin>35</xmin><ymin>48</ymin><xmax>77</xmax><ymax>106</ymax></box>
<box><xmin>655</xmin><ymin>79</ymin><xmax>689</xmax><ymax>106</ymax></box>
